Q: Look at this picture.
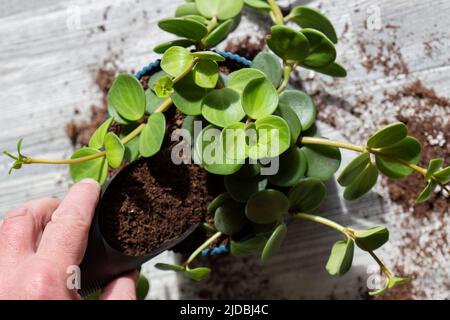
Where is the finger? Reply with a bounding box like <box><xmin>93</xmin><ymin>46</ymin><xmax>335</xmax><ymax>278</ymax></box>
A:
<box><xmin>37</xmin><ymin>179</ymin><xmax>100</xmax><ymax>269</ymax></box>
<box><xmin>0</xmin><ymin>198</ymin><xmax>60</xmax><ymax>262</ymax></box>
<box><xmin>100</xmin><ymin>271</ymin><xmax>139</xmax><ymax>300</ymax></box>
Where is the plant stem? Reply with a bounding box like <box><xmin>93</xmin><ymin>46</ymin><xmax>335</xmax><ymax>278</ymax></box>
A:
<box><xmin>183</xmin><ymin>231</ymin><xmax>222</xmax><ymax>267</ymax></box>
<box><xmin>290</xmin><ymin>213</ymin><xmax>348</xmax><ymax>235</ymax></box>
<box><xmin>290</xmin><ymin>212</ymin><xmax>393</xmax><ymax>278</ymax></box>
<box><xmin>267</xmin><ymin>0</ymin><xmax>284</xmax><ymax>25</ymax></box>
<box><xmin>277</xmin><ymin>64</ymin><xmax>292</xmax><ymax>93</ymax></box>
<box><xmin>173</xmin><ymin>58</ymin><xmax>199</xmax><ymax>84</ymax></box>
<box><xmin>299</xmin><ymin>136</ymin><xmax>430</xmax><ymax>177</ymax></box>
<box><xmin>206</xmin><ymin>16</ymin><xmax>218</xmax><ymax>33</ymax></box>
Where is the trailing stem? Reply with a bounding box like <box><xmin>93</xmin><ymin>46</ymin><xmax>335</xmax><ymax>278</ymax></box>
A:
<box><xmin>183</xmin><ymin>231</ymin><xmax>222</xmax><ymax>268</ymax></box>
<box><xmin>267</xmin><ymin>0</ymin><xmax>284</xmax><ymax>25</ymax></box>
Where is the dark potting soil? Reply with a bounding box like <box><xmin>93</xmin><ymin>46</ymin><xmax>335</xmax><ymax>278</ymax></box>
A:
<box><xmin>100</xmin><ymin>109</ymin><xmax>225</xmax><ymax>256</ymax></box>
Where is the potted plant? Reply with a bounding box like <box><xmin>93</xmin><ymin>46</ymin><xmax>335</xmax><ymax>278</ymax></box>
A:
<box><xmin>3</xmin><ymin>0</ymin><xmax>449</xmax><ymax>298</ymax></box>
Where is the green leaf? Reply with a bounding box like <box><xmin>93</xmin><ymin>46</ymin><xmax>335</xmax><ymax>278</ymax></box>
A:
<box><xmin>108</xmin><ymin>74</ymin><xmax>146</xmax><ymax>121</ymax></box>
<box><xmin>248</xmin><ymin>115</ymin><xmax>291</xmax><ymax>159</ymax></box>
<box><xmin>195</xmin><ymin>0</ymin><xmax>244</xmax><ymax>20</ymax></box>
<box><xmin>201</xmin><ymin>88</ymin><xmax>245</xmax><ymax>127</ymax></box>
<box><xmin>338</xmin><ymin>153</ymin><xmax>370</xmax><ymax>186</ymax></box>
<box><xmin>261</xmin><ymin>223</ymin><xmax>287</xmax><ymax>263</ymax></box>
<box><xmin>369</xmin><ymin>275</ymin><xmax>410</xmax><ymax>297</ymax></box>
<box><xmin>242</xmin><ymin>77</ymin><xmax>279</xmax><ymax>119</ymax></box>
<box><xmin>153</xmin><ymin>76</ymin><xmax>174</xmax><ymax>98</ymax></box>
<box><xmin>302</xmin><ymin>142</ymin><xmax>341</xmax><ymax>181</ymax></box>
<box><xmin>375</xmin><ymin>136</ymin><xmax>421</xmax><ymax>179</ymax></box>
<box><xmin>194</xmin><ymin>124</ymin><xmax>243</xmax><ymax>175</ymax></box>
<box><xmin>184</xmin><ymin>267</ymin><xmax>211</xmax><ymax>281</ymax></box>
<box><xmin>234</xmin><ymin>163</ymin><xmax>261</xmax><ymax>179</ymax></box>
<box><xmin>183</xmin><ymin>15</ymin><xmax>208</xmax><ymax>25</ymax></box>
<box><xmin>136</xmin><ymin>275</ymin><xmax>150</xmax><ymax>300</ymax></box>
<box><xmin>171</xmin><ymin>72</ymin><xmax>208</xmax><ymax>116</ymax></box>
<box><xmin>245</xmin><ymin>189</ymin><xmax>289</xmax><ymax>224</ymax></box>
<box><xmin>155</xmin><ymin>263</ymin><xmax>184</xmax><ymax>272</ymax></box>
<box><xmin>343</xmin><ymin>162</ymin><xmax>378</xmax><ymax>200</ymax></box>
<box><xmin>139</xmin><ymin>112</ymin><xmax>166</xmax><ymax>157</ymax></box>
<box><xmin>148</xmin><ymin>70</ymin><xmax>169</xmax><ymax>91</ymax></box>
<box><xmin>153</xmin><ymin>39</ymin><xmax>196</xmax><ymax>54</ymax></box>
<box><xmin>288</xmin><ymin>6</ymin><xmax>338</xmax><ymax>43</ymax></box>
<box><xmin>244</xmin><ymin>0</ymin><xmax>271</xmax><ymax>11</ymax></box>
<box><xmin>224</xmin><ymin>173</ymin><xmax>268</xmax><ymax>203</ymax></box>
<box><xmin>278</xmin><ymin>90</ymin><xmax>316</xmax><ymax>131</ymax></box>
<box><xmin>274</xmin><ymin>103</ymin><xmax>302</xmax><ymax>145</ymax></box>
<box><xmin>221</xmin><ymin>122</ymin><xmax>248</xmax><ymax>160</ymax></box>
<box><xmin>433</xmin><ymin>166</ymin><xmax>450</xmax><ymax>184</ymax></box>
<box><xmin>145</xmin><ymin>88</ymin><xmax>166</xmax><ymax>114</ymax></box>
<box><xmin>267</xmin><ymin>25</ymin><xmax>310</xmax><ymax>63</ymax></box>
<box><xmin>158</xmin><ymin>17</ymin><xmax>207</xmax><ymax>41</ymax></box>
<box><xmin>302</xmin><ymin>61</ymin><xmax>347</xmax><ymax>77</ymax></box>
<box><xmin>88</xmin><ymin>117</ymin><xmax>114</xmax><ymax>149</ymax></box>
<box><xmin>69</xmin><ymin>147</ymin><xmax>108</xmax><ymax>185</ymax></box>
<box><xmin>203</xmin><ymin>19</ymin><xmax>234</xmax><ymax>47</ymax></box>
<box><xmin>300</xmin><ymin>28</ymin><xmax>336</xmax><ymax>68</ymax></box>
<box><xmin>227</xmin><ymin>68</ymin><xmax>266</xmax><ymax>93</ymax></box>
<box><xmin>208</xmin><ymin>192</ymin><xmax>231</xmax><ymax>214</ymax></box>
<box><xmin>175</xmin><ymin>2</ymin><xmax>200</xmax><ymax>16</ymax></box>
<box><xmin>191</xmin><ymin>51</ymin><xmax>225</xmax><ymax>62</ymax></box>
<box><xmin>326</xmin><ymin>238</ymin><xmax>354</xmax><ymax>276</ymax></box>
<box><xmin>230</xmin><ymin>237</ymin><xmax>267</xmax><ymax>257</ymax></box>
<box><xmin>104</xmin><ymin>132</ymin><xmax>125</xmax><ymax>169</ymax></box>
<box><xmin>214</xmin><ymin>199</ymin><xmax>247</xmax><ymax>235</ymax></box>
<box><xmin>252</xmin><ymin>52</ymin><xmax>282</xmax><ymax>87</ymax></box>
<box><xmin>268</xmin><ymin>147</ymin><xmax>307</xmax><ymax>187</ymax></box>
<box><xmin>367</xmin><ymin>122</ymin><xmax>408</xmax><ymax>148</ymax></box>
<box><xmin>160</xmin><ymin>46</ymin><xmax>195</xmax><ymax>78</ymax></box>
<box><xmin>425</xmin><ymin>158</ymin><xmax>444</xmax><ymax>180</ymax></box>
<box><xmin>119</xmin><ymin>124</ymin><xmax>141</xmax><ymax>162</ymax></box>
<box><xmin>192</xmin><ymin>59</ymin><xmax>219</xmax><ymax>88</ymax></box>
<box><xmin>354</xmin><ymin>226</ymin><xmax>389</xmax><ymax>251</ymax></box>
<box><xmin>416</xmin><ymin>180</ymin><xmax>437</xmax><ymax>203</ymax></box>
<box><xmin>288</xmin><ymin>178</ymin><xmax>327</xmax><ymax>212</ymax></box>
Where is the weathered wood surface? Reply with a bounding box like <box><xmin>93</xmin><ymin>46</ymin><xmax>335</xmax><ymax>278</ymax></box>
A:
<box><xmin>0</xmin><ymin>0</ymin><xmax>448</xmax><ymax>299</ymax></box>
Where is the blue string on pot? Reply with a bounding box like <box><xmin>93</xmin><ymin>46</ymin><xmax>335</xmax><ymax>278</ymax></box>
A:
<box><xmin>134</xmin><ymin>50</ymin><xmax>251</xmax><ymax>257</ymax></box>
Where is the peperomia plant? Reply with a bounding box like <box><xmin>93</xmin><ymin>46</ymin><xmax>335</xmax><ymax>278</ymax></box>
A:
<box><xmin>3</xmin><ymin>0</ymin><xmax>449</xmax><ymax>296</ymax></box>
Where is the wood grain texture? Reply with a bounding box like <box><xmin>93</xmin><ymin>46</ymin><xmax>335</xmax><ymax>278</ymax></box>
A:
<box><xmin>0</xmin><ymin>0</ymin><xmax>448</xmax><ymax>299</ymax></box>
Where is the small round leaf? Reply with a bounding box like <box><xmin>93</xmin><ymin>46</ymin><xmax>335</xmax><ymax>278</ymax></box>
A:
<box><xmin>343</xmin><ymin>162</ymin><xmax>378</xmax><ymax>201</ymax></box>
<box><xmin>354</xmin><ymin>226</ymin><xmax>389</xmax><ymax>251</ymax></box>
<box><xmin>184</xmin><ymin>267</ymin><xmax>211</xmax><ymax>281</ymax></box>
<box><xmin>425</xmin><ymin>158</ymin><xmax>444</xmax><ymax>181</ymax></box>
<box><xmin>300</xmin><ymin>28</ymin><xmax>336</xmax><ymax>68</ymax></box>
<box><xmin>227</xmin><ymin>68</ymin><xmax>266</xmax><ymax>93</ymax></box>
<box><xmin>136</xmin><ymin>275</ymin><xmax>150</xmax><ymax>300</ymax></box>
<box><xmin>278</xmin><ymin>90</ymin><xmax>316</xmax><ymax>131</ymax></box>
<box><xmin>155</xmin><ymin>263</ymin><xmax>184</xmax><ymax>272</ymax></box>
<box><xmin>153</xmin><ymin>39</ymin><xmax>196</xmax><ymax>54</ymax></box>
<box><xmin>158</xmin><ymin>17</ymin><xmax>207</xmax><ymax>41</ymax></box>
<box><xmin>221</xmin><ymin>122</ymin><xmax>248</xmax><ymax>160</ymax></box>
<box><xmin>288</xmin><ymin>6</ymin><xmax>338</xmax><ymax>43</ymax></box>
<box><xmin>70</xmin><ymin>147</ymin><xmax>108</xmax><ymax>185</ymax></box>
<box><xmin>225</xmin><ymin>173</ymin><xmax>268</xmax><ymax>203</ymax></box>
<box><xmin>139</xmin><ymin>112</ymin><xmax>166</xmax><ymax>157</ymax></box>
<box><xmin>252</xmin><ymin>52</ymin><xmax>282</xmax><ymax>87</ymax></box>
<box><xmin>246</xmin><ymin>189</ymin><xmax>289</xmax><ymax>224</ymax></box>
<box><xmin>416</xmin><ymin>181</ymin><xmax>438</xmax><ymax>203</ymax></box>
<box><xmin>203</xmin><ymin>19</ymin><xmax>234</xmax><ymax>47</ymax></box>
<box><xmin>191</xmin><ymin>51</ymin><xmax>225</xmax><ymax>61</ymax></box>
<box><xmin>201</xmin><ymin>88</ymin><xmax>245</xmax><ymax>127</ymax></box>
<box><xmin>175</xmin><ymin>3</ymin><xmax>200</xmax><ymax>17</ymax></box>
<box><xmin>288</xmin><ymin>178</ymin><xmax>326</xmax><ymax>212</ymax></box>
<box><xmin>244</xmin><ymin>0</ymin><xmax>271</xmax><ymax>11</ymax></box>
<box><xmin>302</xmin><ymin>61</ymin><xmax>347</xmax><ymax>77</ymax></box>
<box><xmin>261</xmin><ymin>223</ymin><xmax>287</xmax><ymax>263</ymax></box>
<box><xmin>88</xmin><ymin>117</ymin><xmax>114</xmax><ymax>149</ymax></box>
<box><xmin>367</xmin><ymin>122</ymin><xmax>408</xmax><ymax>149</ymax></box>
<box><xmin>195</xmin><ymin>0</ymin><xmax>244</xmax><ymax>20</ymax></box>
<box><xmin>242</xmin><ymin>77</ymin><xmax>279</xmax><ymax>119</ymax></box>
<box><xmin>193</xmin><ymin>59</ymin><xmax>219</xmax><ymax>88</ymax></box>
<box><xmin>104</xmin><ymin>132</ymin><xmax>125</xmax><ymax>169</ymax></box>
<box><xmin>433</xmin><ymin>166</ymin><xmax>450</xmax><ymax>184</ymax></box>
<box><xmin>268</xmin><ymin>147</ymin><xmax>307</xmax><ymax>187</ymax></box>
<box><xmin>208</xmin><ymin>192</ymin><xmax>231</xmax><ymax>214</ymax></box>
<box><xmin>325</xmin><ymin>238</ymin><xmax>354</xmax><ymax>276</ymax></box>
<box><xmin>214</xmin><ymin>199</ymin><xmax>247</xmax><ymax>235</ymax></box>
<box><xmin>267</xmin><ymin>25</ymin><xmax>310</xmax><ymax>63</ymax></box>
<box><xmin>338</xmin><ymin>153</ymin><xmax>370</xmax><ymax>187</ymax></box>
<box><xmin>230</xmin><ymin>237</ymin><xmax>267</xmax><ymax>257</ymax></box>
<box><xmin>171</xmin><ymin>72</ymin><xmax>209</xmax><ymax>116</ymax></box>
<box><xmin>153</xmin><ymin>76</ymin><xmax>174</xmax><ymax>98</ymax></box>
<box><xmin>160</xmin><ymin>46</ymin><xmax>194</xmax><ymax>78</ymax></box>
<box><xmin>302</xmin><ymin>142</ymin><xmax>341</xmax><ymax>181</ymax></box>
<box><xmin>145</xmin><ymin>88</ymin><xmax>166</xmax><ymax>114</ymax></box>
<box><xmin>108</xmin><ymin>74</ymin><xmax>146</xmax><ymax>121</ymax></box>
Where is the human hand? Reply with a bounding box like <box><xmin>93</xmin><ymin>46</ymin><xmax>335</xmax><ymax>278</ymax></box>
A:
<box><xmin>0</xmin><ymin>179</ymin><xmax>138</xmax><ymax>300</ymax></box>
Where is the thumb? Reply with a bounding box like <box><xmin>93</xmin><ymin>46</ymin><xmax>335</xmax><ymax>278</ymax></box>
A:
<box><xmin>100</xmin><ymin>270</ymin><xmax>139</xmax><ymax>300</ymax></box>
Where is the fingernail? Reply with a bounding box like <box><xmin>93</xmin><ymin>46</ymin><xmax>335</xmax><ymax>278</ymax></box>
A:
<box><xmin>78</xmin><ymin>179</ymin><xmax>100</xmax><ymax>187</ymax></box>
